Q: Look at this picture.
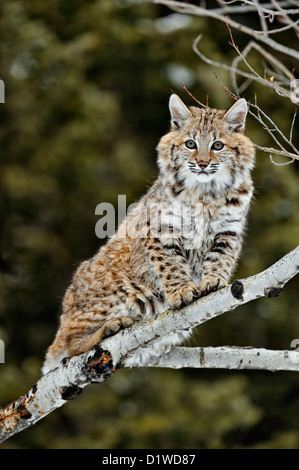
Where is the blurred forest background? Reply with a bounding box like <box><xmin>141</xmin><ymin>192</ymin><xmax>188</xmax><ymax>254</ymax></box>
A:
<box><xmin>0</xmin><ymin>0</ymin><xmax>299</xmax><ymax>449</ymax></box>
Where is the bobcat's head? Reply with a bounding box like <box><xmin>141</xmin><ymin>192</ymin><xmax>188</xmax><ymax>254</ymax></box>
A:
<box><xmin>157</xmin><ymin>94</ymin><xmax>255</xmax><ymax>196</ymax></box>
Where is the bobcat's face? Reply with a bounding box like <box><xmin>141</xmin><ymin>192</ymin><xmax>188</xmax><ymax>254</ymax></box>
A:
<box><xmin>177</xmin><ymin>132</ymin><xmax>228</xmax><ymax>183</ymax></box>
<box><xmin>186</xmin><ymin>139</ymin><xmax>222</xmax><ymax>182</ymax></box>
<box><xmin>157</xmin><ymin>95</ymin><xmax>255</xmax><ymax>195</ymax></box>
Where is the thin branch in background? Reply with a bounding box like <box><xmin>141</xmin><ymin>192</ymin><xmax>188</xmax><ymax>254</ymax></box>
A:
<box><xmin>216</xmin><ymin>0</ymin><xmax>299</xmax><ymax>16</ymax></box>
<box><xmin>214</xmin><ymin>24</ymin><xmax>299</xmax><ymax>159</ymax></box>
<box><xmin>193</xmin><ymin>35</ymin><xmax>296</xmax><ymax>101</ymax></box>
<box><xmin>226</xmin><ymin>23</ymin><xmax>296</xmax><ymax>100</ymax></box>
<box><xmin>290</xmin><ymin>108</ymin><xmax>297</xmax><ymax>142</ymax></box>
<box><xmin>269</xmin><ymin>154</ymin><xmax>295</xmax><ymax>166</ymax></box>
<box><xmin>182</xmin><ymin>81</ymin><xmax>206</xmax><ymax>107</ymax></box>
<box><xmin>271</xmin><ymin>0</ymin><xmax>299</xmax><ymax>37</ymax></box>
<box><xmin>212</xmin><ymin>70</ymin><xmax>238</xmax><ymax>100</ymax></box>
<box><xmin>253</xmin><ymin>0</ymin><xmax>269</xmax><ymax>35</ymax></box>
<box><xmin>252</xmin><ymin>92</ymin><xmax>298</xmax><ymax>155</ymax></box>
<box><xmin>147</xmin><ymin>0</ymin><xmax>299</xmax><ymax>60</ymax></box>
<box><xmin>259</xmin><ymin>18</ymin><xmax>299</xmax><ymax>35</ymax></box>
<box><xmin>211</xmin><ymin>71</ymin><xmax>299</xmax><ymax>163</ymax></box>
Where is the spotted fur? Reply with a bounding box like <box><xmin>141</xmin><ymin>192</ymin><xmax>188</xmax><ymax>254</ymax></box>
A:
<box><xmin>42</xmin><ymin>95</ymin><xmax>255</xmax><ymax>374</ymax></box>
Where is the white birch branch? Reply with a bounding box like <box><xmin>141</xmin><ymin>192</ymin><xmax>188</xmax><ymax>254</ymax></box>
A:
<box><xmin>144</xmin><ymin>346</ymin><xmax>299</xmax><ymax>372</ymax></box>
<box><xmin>0</xmin><ymin>245</ymin><xmax>298</xmax><ymax>443</ymax></box>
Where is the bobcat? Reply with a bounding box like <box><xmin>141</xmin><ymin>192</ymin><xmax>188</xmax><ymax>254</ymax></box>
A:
<box><xmin>42</xmin><ymin>94</ymin><xmax>255</xmax><ymax>374</ymax></box>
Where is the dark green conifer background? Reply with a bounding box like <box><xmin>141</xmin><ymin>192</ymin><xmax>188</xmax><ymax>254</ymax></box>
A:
<box><xmin>0</xmin><ymin>0</ymin><xmax>298</xmax><ymax>449</ymax></box>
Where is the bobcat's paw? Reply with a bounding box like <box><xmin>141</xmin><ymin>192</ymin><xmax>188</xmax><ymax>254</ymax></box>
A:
<box><xmin>167</xmin><ymin>283</ymin><xmax>201</xmax><ymax>309</ymax></box>
<box><xmin>103</xmin><ymin>316</ymin><xmax>134</xmax><ymax>338</ymax></box>
<box><xmin>198</xmin><ymin>276</ymin><xmax>227</xmax><ymax>298</ymax></box>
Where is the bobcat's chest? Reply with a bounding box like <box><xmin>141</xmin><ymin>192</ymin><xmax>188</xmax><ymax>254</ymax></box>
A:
<box><xmin>179</xmin><ymin>202</ymin><xmax>225</xmax><ymax>279</ymax></box>
<box><xmin>179</xmin><ymin>201</ymin><xmax>221</xmax><ymax>251</ymax></box>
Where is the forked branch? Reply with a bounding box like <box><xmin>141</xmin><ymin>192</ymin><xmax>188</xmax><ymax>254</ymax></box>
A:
<box><xmin>1</xmin><ymin>245</ymin><xmax>299</xmax><ymax>443</ymax></box>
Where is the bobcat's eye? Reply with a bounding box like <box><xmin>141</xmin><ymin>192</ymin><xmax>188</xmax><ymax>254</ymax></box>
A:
<box><xmin>185</xmin><ymin>139</ymin><xmax>197</xmax><ymax>150</ymax></box>
<box><xmin>211</xmin><ymin>141</ymin><xmax>224</xmax><ymax>151</ymax></box>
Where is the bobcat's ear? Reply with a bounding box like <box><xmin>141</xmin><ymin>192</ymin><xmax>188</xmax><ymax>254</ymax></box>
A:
<box><xmin>223</xmin><ymin>98</ymin><xmax>248</xmax><ymax>132</ymax></box>
<box><xmin>169</xmin><ymin>94</ymin><xmax>191</xmax><ymax>129</ymax></box>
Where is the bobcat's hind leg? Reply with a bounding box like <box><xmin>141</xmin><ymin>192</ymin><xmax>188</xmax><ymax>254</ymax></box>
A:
<box><xmin>67</xmin><ymin>315</ymin><xmax>135</xmax><ymax>357</ymax></box>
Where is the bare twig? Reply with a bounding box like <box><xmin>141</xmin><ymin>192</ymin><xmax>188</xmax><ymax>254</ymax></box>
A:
<box><xmin>182</xmin><ymin>82</ymin><xmax>206</xmax><ymax>107</ymax></box>
<box><xmin>147</xmin><ymin>0</ymin><xmax>299</xmax><ymax>60</ymax></box>
<box><xmin>253</xmin><ymin>0</ymin><xmax>269</xmax><ymax>35</ymax></box>
<box><xmin>193</xmin><ymin>35</ymin><xmax>296</xmax><ymax>100</ymax></box>
<box><xmin>211</xmin><ymin>72</ymin><xmax>299</xmax><ymax>163</ymax></box>
<box><xmin>216</xmin><ymin>1</ymin><xmax>299</xmax><ymax>16</ymax></box>
<box><xmin>226</xmin><ymin>24</ymin><xmax>296</xmax><ymax>100</ymax></box>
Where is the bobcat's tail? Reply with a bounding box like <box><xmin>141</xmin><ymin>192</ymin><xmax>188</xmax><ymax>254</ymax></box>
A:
<box><xmin>42</xmin><ymin>330</ymin><xmax>68</xmax><ymax>375</ymax></box>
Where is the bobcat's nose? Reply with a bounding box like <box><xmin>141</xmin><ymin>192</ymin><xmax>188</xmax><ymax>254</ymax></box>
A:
<box><xmin>197</xmin><ymin>160</ymin><xmax>209</xmax><ymax>170</ymax></box>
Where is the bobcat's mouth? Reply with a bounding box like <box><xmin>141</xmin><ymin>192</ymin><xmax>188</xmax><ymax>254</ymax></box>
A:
<box><xmin>188</xmin><ymin>162</ymin><xmax>219</xmax><ymax>178</ymax></box>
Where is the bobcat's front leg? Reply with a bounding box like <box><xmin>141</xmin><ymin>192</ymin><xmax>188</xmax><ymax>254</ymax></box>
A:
<box><xmin>199</xmin><ymin>230</ymin><xmax>243</xmax><ymax>297</ymax></box>
<box><xmin>144</xmin><ymin>237</ymin><xmax>200</xmax><ymax>309</ymax></box>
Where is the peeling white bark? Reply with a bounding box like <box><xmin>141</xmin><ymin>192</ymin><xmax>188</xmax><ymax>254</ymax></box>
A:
<box><xmin>0</xmin><ymin>245</ymin><xmax>298</xmax><ymax>443</ymax></box>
